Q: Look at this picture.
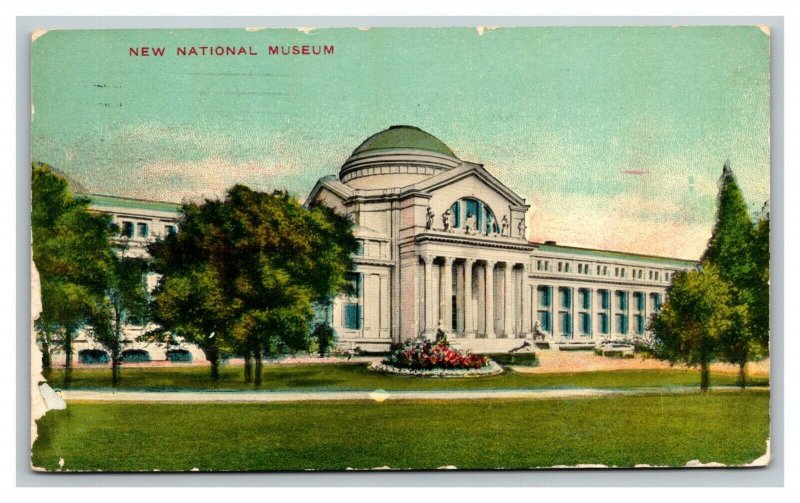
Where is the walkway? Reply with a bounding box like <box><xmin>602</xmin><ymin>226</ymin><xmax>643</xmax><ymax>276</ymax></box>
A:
<box><xmin>59</xmin><ymin>385</ymin><xmax>768</xmax><ymax>404</ymax></box>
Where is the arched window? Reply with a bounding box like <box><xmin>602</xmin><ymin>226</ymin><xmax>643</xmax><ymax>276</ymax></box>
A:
<box><xmin>448</xmin><ymin>198</ymin><xmax>500</xmax><ymax>234</ymax></box>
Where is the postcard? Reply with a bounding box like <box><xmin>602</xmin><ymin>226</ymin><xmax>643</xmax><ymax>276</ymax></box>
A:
<box><xmin>29</xmin><ymin>25</ymin><xmax>771</xmax><ymax>472</ymax></box>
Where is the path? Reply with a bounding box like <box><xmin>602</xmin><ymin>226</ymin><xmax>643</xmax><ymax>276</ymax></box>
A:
<box><xmin>59</xmin><ymin>385</ymin><xmax>768</xmax><ymax>404</ymax></box>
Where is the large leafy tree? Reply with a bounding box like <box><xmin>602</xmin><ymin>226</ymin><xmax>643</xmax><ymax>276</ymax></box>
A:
<box><xmin>650</xmin><ymin>265</ymin><xmax>734</xmax><ymax>392</ymax></box>
<box><xmin>148</xmin><ymin>185</ymin><xmax>358</xmax><ymax>383</ymax></box>
<box><xmin>31</xmin><ymin>163</ymin><xmax>115</xmax><ymax>374</ymax></box>
<box><xmin>87</xmin><ymin>251</ymin><xmax>150</xmax><ymax>387</ymax></box>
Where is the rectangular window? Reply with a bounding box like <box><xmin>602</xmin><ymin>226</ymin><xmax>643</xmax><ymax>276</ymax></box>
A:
<box><xmin>559</xmin><ymin>287</ymin><xmax>571</xmax><ymax>309</ymax></box>
<box><xmin>560</xmin><ymin>312</ymin><xmax>572</xmax><ymax>337</ymax></box>
<box><xmin>579</xmin><ymin>288</ymin><xmax>591</xmax><ymax>310</ymax></box>
<box><xmin>598</xmin><ymin>313</ymin><xmax>609</xmax><ymax>334</ymax></box>
<box><xmin>538</xmin><ymin>286</ymin><xmax>551</xmax><ymax>308</ymax></box>
<box><xmin>165</xmin><ymin>224</ymin><xmax>176</xmax><ymax>236</ymax></box>
<box><xmin>651</xmin><ymin>293</ymin><xmax>662</xmax><ymax>311</ymax></box>
<box><xmin>634</xmin><ymin>292</ymin><xmax>645</xmax><ymax>311</ymax></box>
<box><xmin>346</xmin><ymin>272</ymin><xmax>362</xmax><ymax>297</ymax></box>
<box><xmin>636</xmin><ymin>314</ymin><xmax>645</xmax><ymax>335</ymax></box>
<box><xmin>538</xmin><ymin>311</ymin><xmax>551</xmax><ymax>332</ymax></box>
<box><xmin>616</xmin><ymin>290</ymin><xmax>628</xmax><ymax>311</ymax></box>
<box><xmin>580</xmin><ymin>312</ymin><xmax>591</xmax><ymax>336</ymax></box>
<box><xmin>354</xmin><ymin>240</ymin><xmax>364</xmax><ymax>256</ymax></box>
<box><xmin>344</xmin><ymin>303</ymin><xmax>361</xmax><ymax>330</ymax></box>
<box><xmin>615</xmin><ymin>313</ymin><xmax>628</xmax><ymax>334</ymax></box>
<box><xmin>599</xmin><ymin>289</ymin><xmax>610</xmax><ymax>310</ymax></box>
<box><xmin>466</xmin><ymin>199</ymin><xmax>480</xmax><ymax>228</ymax></box>
<box><xmin>137</xmin><ymin>222</ymin><xmax>149</xmax><ymax>238</ymax></box>
<box><xmin>121</xmin><ymin>221</ymin><xmax>134</xmax><ymax>238</ymax></box>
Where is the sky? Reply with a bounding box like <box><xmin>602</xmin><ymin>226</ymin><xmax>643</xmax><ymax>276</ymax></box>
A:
<box><xmin>31</xmin><ymin>26</ymin><xmax>771</xmax><ymax>260</ymax></box>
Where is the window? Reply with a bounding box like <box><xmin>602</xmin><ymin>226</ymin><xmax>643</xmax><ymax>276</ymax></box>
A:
<box><xmin>560</xmin><ymin>312</ymin><xmax>572</xmax><ymax>338</ymax></box>
<box><xmin>598</xmin><ymin>313</ymin><xmax>609</xmax><ymax>334</ymax></box>
<box><xmin>537</xmin><ymin>285</ymin><xmax>552</xmax><ymax>333</ymax></box>
<box><xmin>633</xmin><ymin>292</ymin><xmax>645</xmax><ymax>311</ymax></box>
<box><xmin>137</xmin><ymin>222</ymin><xmax>149</xmax><ymax>238</ymax></box>
<box><xmin>354</xmin><ymin>240</ymin><xmax>364</xmax><ymax>256</ymax></box>
<box><xmin>448</xmin><ymin>198</ymin><xmax>499</xmax><ymax>234</ymax></box>
<box><xmin>165</xmin><ymin>224</ymin><xmax>176</xmax><ymax>236</ymax></box>
<box><xmin>650</xmin><ymin>293</ymin><xmax>662</xmax><ymax>312</ymax></box>
<box><xmin>635</xmin><ymin>315</ymin><xmax>645</xmax><ymax>335</ymax></box>
<box><xmin>120</xmin><ymin>221</ymin><xmax>134</xmax><ymax>238</ymax></box>
<box><xmin>599</xmin><ymin>289</ymin><xmax>610</xmax><ymax>310</ymax></box>
<box><xmin>344</xmin><ymin>271</ymin><xmax>363</xmax><ymax>330</ymax></box>
<box><xmin>559</xmin><ymin>287</ymin><xmax>571</xmax><ymax>309</ymax></box>
<box><xmin>615</xmin><ymin>313</ymin><xmax>628</xmax><ymax>334</ymax></box>
<box><xmin>346</xmin><ymin>272</ymin><xmax>362</xmax><ymax>297</ymax></box>
<box><xmin>579</xmin><ymin>288</ymin><xmax>591</xmax><ymax>310</ymax></box>
<box><xmin>564</xmin><ymin>263</ymin><xmax>570</xmax><ymax>273</ymax></box>
<box><xmin>538</xmin><ymin>286</ymin><xmax>551</xmax><ymax>308</ymax></box>
<box><xmin>616</xmin><ymin>290</ymin><xmax>628</xmax><ymax>311</ymax></box>
<box><xmin>344</xmin><ymin>304</ymin><xmax>361</xmax><ymax>330</ymax></box>
<box><xmin>580</xmin><ymin>312</ymin><xmax>592</xmax><ymax>336</ymax></box>
<box><xmin>538</xmin><ymin>311</ymin><xmax>551</xmax><ymax>333</ymax></box>
<box><xmin>557</xmin><ymin>262</ymin><xmax>563</xmax><ymax>272</ymax></box>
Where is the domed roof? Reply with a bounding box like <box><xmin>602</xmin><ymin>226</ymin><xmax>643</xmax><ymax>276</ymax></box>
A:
<box><xmin>350</xmin><ymin>125</ymin><xmax>457</xmax><ymax>158</ymax></box>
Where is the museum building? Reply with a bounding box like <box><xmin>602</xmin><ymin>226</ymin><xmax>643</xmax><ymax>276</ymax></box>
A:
<box><xmin>85</xmin><ymin>125</ymin><xmax>697</xmax><ymax>357</ymax></box>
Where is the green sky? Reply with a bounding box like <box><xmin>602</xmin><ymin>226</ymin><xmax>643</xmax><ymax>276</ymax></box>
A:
<box><xmin>31</xmin><ymin>26</ymin><xmax>770</xmax><ymax>259</ymax></box>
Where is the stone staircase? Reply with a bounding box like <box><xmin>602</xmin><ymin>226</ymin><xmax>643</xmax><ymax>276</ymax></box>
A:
<box><xmin>449</xmin><ymin>338</ymin><xmax>542</xmax><ymax>354</ymax></box>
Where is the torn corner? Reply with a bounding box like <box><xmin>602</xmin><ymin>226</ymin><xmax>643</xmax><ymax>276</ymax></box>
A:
<box><xmin>32</xmin><ymin>29</ymin><xmax>49</xmax><ymax>43</ymax></box>
<box><xmin>745</xmin><ymin>439</ymin><xmax>771</xmax><ymax>467</ymax></box>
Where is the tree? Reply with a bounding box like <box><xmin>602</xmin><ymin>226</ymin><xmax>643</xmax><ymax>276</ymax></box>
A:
<box><xmin>650</xmin><ymin>264</ymin><xmax>734</xmax><ymax>392</ymax></box>
<box><xmin>700</xmin><ymin>164</ymin><xmax>768</xmax><ymax>388</ymax></box>
<box><xmin>701</xmin><ymin>163</ymin><xmax>755</xmax><ymax>288</ymax></box>
<box><xmin>147</xmin><ymin>185</ymin><xmax>358</xmax><ymax>383</ymax></box>
<box><xmin>87</xmin><ymin>252</ymin><xmax>150</xmax><ymax>387</ymax></box>
<box><xmin>31</xmin><ymin>163</ymin><xmax>115</xmax><ymax>378</ymax></box>
<box><xmin>750</xmin><ymin>206</ymin><xmax>770</xmax><ymax>350</ymax></box>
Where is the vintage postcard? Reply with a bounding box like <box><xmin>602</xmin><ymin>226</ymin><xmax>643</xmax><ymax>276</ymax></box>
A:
<box><xmin>30</xmin><ymin>25</ymin><xmax>771</xmax><ymax>471</ymax></box>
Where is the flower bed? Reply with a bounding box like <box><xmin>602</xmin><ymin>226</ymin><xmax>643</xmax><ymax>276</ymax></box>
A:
<box><xmin>371</xmin><ymin>338</ymin><xmax>502</xmax><ymax>377</ymax></box>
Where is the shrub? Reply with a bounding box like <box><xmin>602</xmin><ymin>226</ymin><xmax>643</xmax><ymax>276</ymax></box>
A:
<box><xmin>384</xmin><ymin>338</ymin><xmax>488</xmax><ymax>370</ymax></box>
<box><xmin>166</xmin><ymin>349</ymin><xmax>192</xmax><ymax>363</ymax></box>
<box><xmin>78</xmin><ymin>349</ymin><xmax>109</xmax><ymax>365</ymax></box>
<box><xmin>121</xmin><ymin>349</ymin><xmax>151</xmax><ymax>363</ymax></box>
<box><xmin>311</xmin><ymin>322</ymin><xmax>337</xmax><ymax>357</ymax></box>
<box><xmin>485</xmin><ymin>352</ymin><xmax>538</xmax><ymax>367</ymax></box>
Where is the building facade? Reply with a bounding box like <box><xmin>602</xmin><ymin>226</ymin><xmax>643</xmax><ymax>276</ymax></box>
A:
<box><xmin>83</xmin><ymin>125</ymin><xmax>696</xmax><ymax>358</ymax></box>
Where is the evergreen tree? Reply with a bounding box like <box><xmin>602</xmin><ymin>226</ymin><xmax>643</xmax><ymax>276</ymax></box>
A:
<box><xmin>701</xmin><ymin>162</ymin><xmax>755</xmax><ymax>288</ymax></box>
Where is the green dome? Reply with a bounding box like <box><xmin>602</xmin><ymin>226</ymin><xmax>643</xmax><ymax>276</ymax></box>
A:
<box><xmin>350</xmin><ymin>125</ymin><xmax>456</xmax><ymax>158</ymax></box>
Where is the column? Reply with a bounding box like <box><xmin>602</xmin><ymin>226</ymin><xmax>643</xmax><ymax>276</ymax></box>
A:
<box><xmin>441</xmin><ymin>257</ymin><xmax>453</xmax><ymax>335</ymax></box>
<box><xmin>504</xmin><ymin>263</ymin><xmax>514</xmax><ymax>338</ymax></box>
<box><xmin>464</xmin><ymin>259</ymin><xmax>476</xmax><ymax>338</ymax></box>
<box><xmin>455</xmin><ymin>261</ymin><xmax>465</xmax><ymax>335</ymax></box>
<box><xmin>521</xmin><ymin>265</ymin><xmax>532</xmax><ymax>337</ymax></box>
<box><xmin>423</xmin><ymin>255</ymin><xmax>434</xmax><ymax>337</ymax></box>
<box><xmin>485</xmin><ymin>260</ymin><xmax>496</xmax><ymax>338</ymax></box>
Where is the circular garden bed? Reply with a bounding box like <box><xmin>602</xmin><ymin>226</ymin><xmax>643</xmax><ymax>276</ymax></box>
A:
<box><xmin>370</xmin><ymin>338</ymin><xmax>503</xmax><ymax>378</ymax></box>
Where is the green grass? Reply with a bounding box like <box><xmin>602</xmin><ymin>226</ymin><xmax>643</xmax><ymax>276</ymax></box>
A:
<box><xmin>43</xmin><ymin>363</ymin><xmax>769</xmax><ymax>392</ymax></box>
<box><xmin>31</xmin><ymin>391</ymin><xmax>770</xmax><ymax>471</ymax></box>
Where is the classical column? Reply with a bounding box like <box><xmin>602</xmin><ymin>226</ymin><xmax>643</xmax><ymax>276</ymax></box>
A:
<box><xmin>485</xmin><ymin>260</ymin><xmax>496</xmax><ymax>338</ymax></box>
<box><xmin>422</xmin><ymin>255</ymin><xmax>434</xmax><ymax>337</ymax></box>
<box><xmin>504</xmin><ymin>263</ymin><xmax>514</xmax><ymax>337</ymax></box>
<box><xmin>441</xmin><ymin>257</ymin><xmax>454</xmax><ymax>334</ymax></box>
<box><xmin>464</xmin><ymin>259</ymin><xmax>475</xmax><ymax>338</ymax></box>
<box><xmin>521</xmin><ymin>266</ymin><xmax>532</xmax><ymax>337</ymax></box>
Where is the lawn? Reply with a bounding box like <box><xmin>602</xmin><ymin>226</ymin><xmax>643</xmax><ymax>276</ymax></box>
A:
<box><xmin>31</xmin><ymin>390</ymin><xmax>770</xmax><ymax>471</ymax></box>
<box><xmin>42</xmin><ymin>364</ymin><xmax>769</xmax><ymax>392</ymax></box>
